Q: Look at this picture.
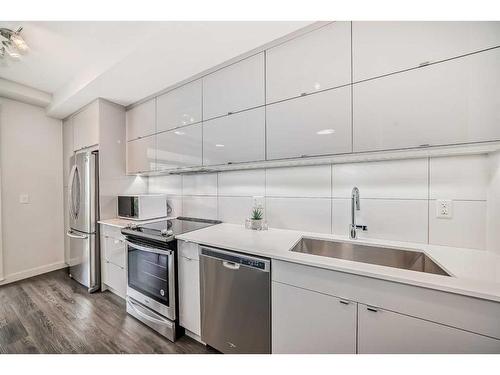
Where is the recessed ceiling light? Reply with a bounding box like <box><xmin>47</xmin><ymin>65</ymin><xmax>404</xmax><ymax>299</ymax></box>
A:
<box><xmin>316</xmin><ymin>128</ymin><xmax>335</xmax><ymax>135</ymax></box>
<box><xmin>174</xmin><ymin>131</ymin><xmax>185</xmax><ymax>135</ymax></box>
<box><xmin>215</xmin><ymin>144</ymin><xmax>225</xmax><ymax>147</ymax></box>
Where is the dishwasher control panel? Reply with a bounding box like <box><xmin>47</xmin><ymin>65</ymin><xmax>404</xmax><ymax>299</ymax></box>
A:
<box><xmin>201</xmin><ymin>247</ymin><xmax>270</xmax><ymax>271</ymax></box>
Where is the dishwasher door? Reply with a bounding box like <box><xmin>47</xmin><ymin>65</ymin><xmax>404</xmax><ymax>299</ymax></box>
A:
<box><xmin>200</xmin><ymin>246</ymin><xmax>271</xmax><ymax>354</ymax></box>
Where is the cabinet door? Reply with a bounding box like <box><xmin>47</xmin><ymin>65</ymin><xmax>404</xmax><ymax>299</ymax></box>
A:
<box><xmin>73</xmin><ymin>100</ymin><xmax>99</xmax><ymax>151</ymax></box>
<box><xmin>126</xmin><ymin>99</ymin><xmax>156</xmax><ymax>141</ymax></box>
<box><xmin>358</xmin><ymin>304</ymin><xmax>500</xmax><ymax>354</ymax></box>
<box><xmin>272</xmin><ymin>282</ymin><xmax>357</xmax><ymax>354</ymax></box>
<box><xmin>203</xmin><ymin>107</ymin><xmax>265</xmax><ymax>166</ymax></box>
<box><xmin>157</xmin><ymin>80</ymin><xmax>202</xmax><ymax>132</ymax></box>
<box><xmin>126</xmin><ymin>135</ymin><xmax>156</xmax><ymax>174</ymax></box>
<box><xmin>266</xmin><ymin>87</ymin><xmax>352</xmax><ymax>160</ymax></box>
<box><xmin>203</xmin><ymin>53</ymin><xmax>265</xmax><ymax>120</ymax></box>
<box><xmin>266</xmin><ymin>22</ymin><xmax>351</xmax><ymax>103</ymax></box>
<box><xmin>353</xmin><ymin>48</ymin><xmax>500</xmax><ymax>152</ymax></box>
<box><xmin>63</xmin><ymin>118</ymin><xmax>74</xmax><ymax>186</ymax></box>
<box><xmin>102</xmin><ymin>235</ymin><xmax>126</xmax><ymax>268</ymax></box>
<box><xmin>103</xmin><ymin>261</ymin><xmax>126</xmax><ymax>298</ymax></box>
<box><xmin>156</xmin><ymin>124</ymin><xmax>202</xmax><ymax>170</ymax></box>
<box><xmin>353</xmin><ymin>21</ymin><xmax>500</xmax><ymax>82</ymax></box>
<box><xmin>178</xmin><ymin>241</ymin><xmax>201</xmax><ymax>336</ymax></box>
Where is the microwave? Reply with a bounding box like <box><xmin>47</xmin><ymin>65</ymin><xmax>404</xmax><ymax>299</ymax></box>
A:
<box><xmin>118</xmin><ymin>194</ymin><xmax>167</xmax><ymax>221</ymax></box>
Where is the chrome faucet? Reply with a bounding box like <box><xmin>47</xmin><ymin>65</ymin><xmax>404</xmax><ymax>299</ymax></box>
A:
<box><xmin>350</xmin><ymin>187</ymin><xmax>367</xmax><ymax>239</ymax></box>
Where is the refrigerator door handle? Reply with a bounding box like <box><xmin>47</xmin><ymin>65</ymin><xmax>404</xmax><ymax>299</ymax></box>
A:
<box><xmin>68</xmin><ymin>164</ymin><xmax>77</xmax><ymax>219</ymax></box>
<box><xmin>66</xmin><ymin>230</ymin><xmax>88</xmax><ymax>240</ymax></box>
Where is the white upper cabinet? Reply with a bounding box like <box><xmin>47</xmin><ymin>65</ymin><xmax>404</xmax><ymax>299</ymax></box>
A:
<box><xmin>203</xmin><ymin>53</ymin><xmax>265</xmax><ymax>120</ymax></box>
<box><xmin>73</xmin><ymin>100</ymin><xmax>99</xmax><ymax>151</ymax></box>
<box><xmin>266</xmin><ymin>87</ymin><xmax>352</xmax><ymax>160</ymax></box>
<box><xmin>156</xmin><ymin>123</ymin><xmax>202</xmax><ymax>170</ymax></box>
<box><xmin>126</xmin><ymin>98</ymin><xmax>156</xmax><ymax>141</ymax></box>
<box><xmin>126</xmin><ymin>135</ymin><xmax>156</xmax><ymax>174</ymax></box>
<box><xmin>353</xmin><ymin>21</ymin><xmax>500</xmax><ymax>82</ymax></box>
<box><xmin>272</xmin><ymin>281</ymin><xmax>357</xmax><ymax>354</ymax></box>
<box><xmin>266</xmin><ymin>22</ymin><xmax>352</xmax><ymax>103</ymax></box>
<box><xmin>203</xmin><ymin>108</ymin><xmax>265</xmax><ymax>166</ymax></box>
<box><xmin>353</xmin><ymin>48</ymin><xmax>500</xmax><ymax>152</ymax></box>
<box><xmin>358</xmin><ymin>304</ymin><xmax>500</xmax><ymax>354</ymax></box>
<box><xmin>156</xmin><ymin>80</ymin><xmax>202</xmax><ymax>132</ymax></box>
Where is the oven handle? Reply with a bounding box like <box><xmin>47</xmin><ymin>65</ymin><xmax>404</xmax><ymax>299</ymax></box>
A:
<box><xmin>126</xmin><ymin>241</ymin><xmax>173</xmax><ymax>256</ymax></box>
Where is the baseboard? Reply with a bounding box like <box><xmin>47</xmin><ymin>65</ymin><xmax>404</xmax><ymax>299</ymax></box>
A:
<box><xmin>0</xmin><ymin>261</ymin><xmax>67</xmax><ymax>286</ymax></box>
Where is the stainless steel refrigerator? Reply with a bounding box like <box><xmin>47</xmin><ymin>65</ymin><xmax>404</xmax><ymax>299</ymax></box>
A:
<box><xmin>67</xmin><ymin>150</ymin><xmax>100</xmax><ymax>292</ymax></box>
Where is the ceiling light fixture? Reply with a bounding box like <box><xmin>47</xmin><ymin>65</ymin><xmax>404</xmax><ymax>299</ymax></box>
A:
<box><xmin>0</xmin><ymin>26</ymin><xmax>28</xmax><ymax>60</ymax></box>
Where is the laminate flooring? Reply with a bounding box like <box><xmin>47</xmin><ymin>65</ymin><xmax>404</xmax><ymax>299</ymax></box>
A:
<box><xmin>0</xmin><ymin>268</ymin><xmax>217</xmax><ymax>354</ymax></box>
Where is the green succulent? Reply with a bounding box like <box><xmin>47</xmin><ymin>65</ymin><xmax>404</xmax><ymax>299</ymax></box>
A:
<box><xmin>251</xmin><ymin>207</ymin><xmax>263</xmax><ymax>220</ymax></box>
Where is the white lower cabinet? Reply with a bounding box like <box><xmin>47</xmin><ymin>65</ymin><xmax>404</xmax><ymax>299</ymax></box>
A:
<box><xmin>357</xmin><ymin>304</ymin><xmax>500</xmax><ymax>354</ymax></box>
<box><xmin>178</xmin><ymin>241</ymin><xmax>201</xmax><ymax>337</ymax></box>
<box><xmin>272</xmin><ymin>281</ymin><xmax>357</xmax><ymax>354</ymax></box>
<box><xmin>100</xmin><ymin>225</ymin><xmax>127</xmax><ymax>298</ymax></box>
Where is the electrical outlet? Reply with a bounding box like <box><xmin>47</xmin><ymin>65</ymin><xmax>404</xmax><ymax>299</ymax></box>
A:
<box><xmin>19</xmin><ymin>194</ymin><xmax>30</xmax><ymax>204</ymax></box>
<box><xmin>436</xmin><ymin>199</ymin><xmax>453</xmax><ymax>219</ymax></box>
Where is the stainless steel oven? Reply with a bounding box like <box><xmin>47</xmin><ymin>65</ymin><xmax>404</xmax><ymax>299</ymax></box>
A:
<box><xmin>126</xmin><ymin>238</ymin><xmax>178</xmax><ymax>340</ymax></box>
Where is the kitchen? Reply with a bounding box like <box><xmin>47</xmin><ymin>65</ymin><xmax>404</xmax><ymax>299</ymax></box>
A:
<box><xmin>1</xmin><ymin>2</ymin><xmax>500</xmax><ymax>372</ymax></box>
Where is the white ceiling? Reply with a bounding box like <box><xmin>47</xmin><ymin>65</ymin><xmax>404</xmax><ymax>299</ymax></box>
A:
<box><xmin>0</xmin><ymin>21</ymin><xmax>312</xmax><ymax>118</ymax></box>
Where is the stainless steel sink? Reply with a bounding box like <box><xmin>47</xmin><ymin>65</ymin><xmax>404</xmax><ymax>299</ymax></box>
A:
<box><xmin>290</xmin><ymin>238</ymin><xmax>450</xmax><ymax>276</ymax></box>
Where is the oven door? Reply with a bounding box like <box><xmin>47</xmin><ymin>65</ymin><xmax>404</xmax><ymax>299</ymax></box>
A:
<box><xmin>126</xmin><ymin>240</ymin><xmax>176</xmax><ymax>320</ymax></box>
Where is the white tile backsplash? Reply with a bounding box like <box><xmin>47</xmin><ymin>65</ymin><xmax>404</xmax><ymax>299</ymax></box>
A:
<box><xmin>146</xmin><ymin>154</ymin><xmax>493</xmax><ymax>250</ymax></box>
<box><xmin>333</xmin><ymin>158</ymin><xmax>428</xmax><ymax>199</ymax></box>
<box><xmin>182</xmin><ymin>196</ymin><xmax>217</xmax><ymax>220</ymax></box>
<box><xmin>218</xmin><ymin>196</ymin><xmax>253</xmax><ymax>224</ymax></box>
<box><xmin>266</xmin><ymin>197</ymin><xmax>331</xmax><ymax>233</ymax></box>
<box><xmin>332</xmin><ymin>198</ymin><xmax>428</xmax><ymax>243</ymax></box>
<box><xmin>266</xmin><ymin>165</ymin><xmax>332</xmax><ymax>198</ymax></box>
<box><xmin>182</xmin><ymin>173</ymin><xmax>218</xmax><ymax>196</ymax></box>
<box><xmin>218</xmin><ymin>169</ymin><xmax>265</xmax><ymax>197</ymax></box>
<box><xmin>430</xmin><ymin>155</ymin><xmax>489</xmax><ymax>200</ymax></box>
<box><xmin>148</xmin><ymin>175</ymin><xmax>182</xmax><ymax>195</ymax></box>
<box><xmin>429</xmin><ymin>200</ymin><xmax>487</xmax><ymax>250</ymax></box>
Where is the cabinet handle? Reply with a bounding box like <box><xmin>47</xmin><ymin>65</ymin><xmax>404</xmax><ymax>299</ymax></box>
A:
<box><xmin>419</xmin><ymin>61</ymin><xmax>431</xmax><ymax>67</ymax></box>
<box><xmin>339</xmin><ymin>300</ymin><xmax>350</xmax><ymax>305</ymax></box>
<box><xmin>366</xmin><ymin>306</ymin><xmax>378</xmax><ymax>312</ymax></box>
<box><xmin>227</xmin><ymin>111</ymin><xmax>234</xmax><ymax>115</ymax></box>
<box><xmin>300</xmin><ymin>92</ymin><xmax>307</xmax><ymax>97</ymax></box>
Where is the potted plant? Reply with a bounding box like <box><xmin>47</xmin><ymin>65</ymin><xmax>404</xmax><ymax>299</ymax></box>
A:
<box><xmin>249</xmin><ymin>207</ymin><xmax>264</xmax><ymax>230</ymax></box>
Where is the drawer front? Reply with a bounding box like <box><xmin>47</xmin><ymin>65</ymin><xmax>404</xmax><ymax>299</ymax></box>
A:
<box><xmin>178</xmin><ymin>240</ymin><xmax>200</xmax><ymax>261</ymax></box>
<box><xmin>104</xmin><ymin>261</ymin><xmax>126</xmax><ymax>297</ymax></box>
<box><xmin>272</xmin><ymin>259</ymin><xmax>500</xmax><ymax>339</ymax></box>
<box><xmin>358</xmin><ymin>304</ymin><xmax>500</xmax><ymax>354</ymax></box>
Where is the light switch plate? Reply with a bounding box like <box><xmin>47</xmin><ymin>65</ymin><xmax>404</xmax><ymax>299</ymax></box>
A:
<box><xmin>436</xmin><ymin>199</ymin><xmax>452</xmax><ymax>219</ymax></box>
<box><xmin>19</xmin><ymin>194</ymin><xmax>30</xmax><ymax>204</ymax></box>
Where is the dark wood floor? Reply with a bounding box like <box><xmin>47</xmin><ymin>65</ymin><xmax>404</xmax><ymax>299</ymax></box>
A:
<box><xmin>0</xmin><ymin>268</ymin><xmax>217</xmax><ymax>354</ymax></box>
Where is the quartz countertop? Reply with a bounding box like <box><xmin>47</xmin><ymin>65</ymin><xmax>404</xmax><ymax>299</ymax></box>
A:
<box><xmin>98</xmin><ymin>217</ymin><xmax>175</xmax><ymax>229</ymax></box>
<box><xmin>176</xmin><ymin>223</ymin><xmax>500</xmax><ymax>303</ymax></box>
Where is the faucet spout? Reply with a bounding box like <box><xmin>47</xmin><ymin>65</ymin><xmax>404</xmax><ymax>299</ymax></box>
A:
<box><xmin>350</xmin><ymin>187</ymin><xmax>365</xmax><ymax>239</ymax></box>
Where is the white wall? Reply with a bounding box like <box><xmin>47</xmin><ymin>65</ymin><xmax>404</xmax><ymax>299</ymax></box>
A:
<box><xmin>487</xmin><ymin>151</ymin><xmax>500</xmax><ymax>254</ymax></box>
<box><xmin>0</xmin><ymin>98</ymin><xmax>65</xmax><ymax>284</ymax></box>
<box><xmin>149</xmin><ymin>154</ymin><xmax>492</xmax><ymax>251</ymax></box>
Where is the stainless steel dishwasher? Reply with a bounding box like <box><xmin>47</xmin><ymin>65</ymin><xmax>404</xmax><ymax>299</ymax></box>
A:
<box><xmin>200</xmin><ymin>246</ymin><xmax>271</xmax><ymax>354</ymax></box>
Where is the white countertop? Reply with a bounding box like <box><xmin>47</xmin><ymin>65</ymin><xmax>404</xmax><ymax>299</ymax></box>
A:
<box><xmin>176</xmin><ymin>223</ymin><xmax>500</xmax><ymax>303</ymax></box>
<box><xmin>98</xmin><ymin>217</ymin><xmax>174</xmax><ymax>229</ymax></box>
